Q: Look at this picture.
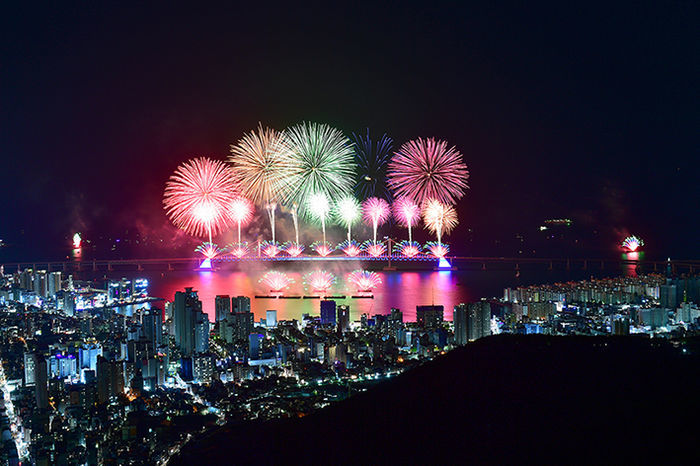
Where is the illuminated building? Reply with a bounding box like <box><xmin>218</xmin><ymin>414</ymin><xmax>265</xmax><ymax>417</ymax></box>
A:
<box><xmin>47</xmin><ymin>271</ymin><xmax>62</xmax><ymax>296</ymax></box>
<box><xmin>467</xmin><ymin>302</ymin><xmax>491</xmax><ymax>341</ymax></box>
<box><xmin>96</xmin><ymin>356</ymin><xmax>125</xmax><ymax>404</ymax></box>
<box><xmin>215</xmin><ymin>295</ymin><xmax>231</xmax><ymax>322</ymax></box>
<box><xmin>24</xmin><ymin>352</ymin><xmax>36</xmax><ymax>386</ymax></box>
<box><xmin>141</xmin><ymin>308</ymin><xmax>163</xmax><ymax>350</ymax></box>
<box><xmin>33</xmin><ymin>270</ymin><xmax>47</xmax><ymax>298</ymax></box>
<box><xmin>266</xmin><ymin>310</ymin><xmax>277</xmax><ymax>327</ymax></box>
<box><xmin>453</xmin><ymin>304</ymin><xmax>468</xmax><ymax>345</ymax></box>
<box><xmin>193</xmin><ymin>354</ymin><xmax>214</xmax><ymax>383</ymax></box>
<box><xmin>320</xmin><ymin>300</ymin><xmax>336</xmax><ymax>325</ymax></box>
<box><xmin>174</xmin><ymin>288</ymin><xmax>204</xmax><ymax>356</ymax></box>
<box><xmin>34</xmin><ymin>354</ymin><xmax>48</xmax><ymax>410</ymax></box>
<box><xmin>337</xmin><ymin>305</ymin><xmax>350</xmax><ymax>333</ymax></box>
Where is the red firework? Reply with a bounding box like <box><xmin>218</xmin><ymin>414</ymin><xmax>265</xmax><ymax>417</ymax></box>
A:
<box><xmin>364</xmin><ymin>241</ymin><xmax>386</xmax><ymax>257</ymax></box>
<box><xmin>396</xmin><ymin>241</ymin><xmax>421</xmax><ymax>258</ymax></box>
<box><xmin>229</xmin><ymin>243</ymin><xmax>248</xmax><ymax>258</ymax></box>
<box><xmin>283</xmin><ymin>242</ymin><xmax>304</xmax><ymax>257</ymax></box>
<box><xmin>260</xmin><ymin>271</ymin><xmax>294</xmax><ymax>292</ymax></box>
<box><xmin>387</xmin><ymin>138</ymin><xmax>469</xmax><ymax>205</ymax></box>
<box><xmin>312</xmin><ymin>242</ymin><xmax>334</xmax><ymax>257</ymax></box>
<box><xmin>339</xmin><ymin>241</ymin><xmax>362</xmax><ymax>257</ymax></box>
<box><xmin>426</xmin><ymin>242</ymin><xmax>449</xmax><ymax>258</ymax></box>
<box><xmin>262</xmin><ymin>241</ymin><xmax>281</xmax><ymax>258</ymax></box>
<box><xmin>163</xmin><ymin>157</ymin><xmax>238</xmax><ymax>239</ymax></box>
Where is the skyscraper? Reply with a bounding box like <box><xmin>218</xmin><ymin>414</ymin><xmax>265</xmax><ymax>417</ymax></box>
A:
<box><xmin>321</xmin><ymin>300</ymin><xmax>336</xmax><ymax>325</ymax></box>
<box><xmin>174</xmin><ymin>288</ymin><xmax>202</xmax><ymax>356</ymax></box>
<box><xmin>266</xmin><ymin>310</ymin><xmax>277</xmax><ymax>328</ymax></box>
<box><xmin>232</xmin><ymin>296</ymin><xmax>251</xmax><ymax>314</ymax></box>
<box><xmin>453</xmin><ymin>304</ymin><xmax>468</xmax><ymax>345</ymax></box>
<box><xmin>337</xmin><ymin>305</ymin><xmax>350</xmax><ymax>333</ymax></box>
<box><xmin>34</xmin><ymin>354</ymin><xmax>48</xmax><ymax>410</ymax></box>
<box><xmin>194</xmin><ymin>311</ymin><xmax>210</xmax><ymax>353</ymax></box>
<box><xmin>215</xmin><ymin>295</ymin><xmax>231</xmax><ymax>322</ymax></box>
<box><xmin>467</xmin><ymin>301</ymin><xmax>491</xmax><ymax>341</ymax></box>
<box><xmin>24</xmin><ymin>352</ymin><xmax>36</xmax><ymax>386</ymax></box>
<box><xmin>47</xmin><ymin>271</ymin><xmax>62</xmax><ymax>296</ymax></box>
<box><xmin>141</xmin><ymin>308</ymin><xmax>163</xmax><ymax>351</ymax></box>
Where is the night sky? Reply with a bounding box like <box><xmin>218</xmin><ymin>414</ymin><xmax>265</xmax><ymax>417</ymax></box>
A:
<box><xmin>1</xmin><ymin>2</ymin><xmax>698</xmax><ymax>259</ymax></box>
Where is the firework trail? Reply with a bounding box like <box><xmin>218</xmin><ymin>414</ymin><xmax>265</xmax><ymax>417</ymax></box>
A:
<box><xmin>387</xmin><ymin>138</ymin><xmax>469</xmax><ymax>205</ymax></box>
<box><xmin>422</xmin><ymin>199</ymin><xmax>458</xmax><ymax>245</ymax></box>
<box><xmin>259</xmin><ymin>271</ymin><xmax>294</xmax><ymax>292</ymax></box>
<box><xmin>290</xmin><ymin>203</ymin><xmax>300</xmax><ymax>244</ymax></box>
<box><xmin>278</xmin><ymin>122</ymin><xmax>355</xmax><ymax>216</ymax></box>
<box><xmin>228</xmin><ymin>197</ymin><xmax>254</xmax><ymax>243</ymax></box>
<box><xmin>163</xmin><ymin>157</ymin><xmax>238</xmax><ymax>243</ymax></box>
<box><xmin>392</xmin><ymin>197</ymin><xmax>420</xmax><ymax>243</ymax></box>
<box><xmin>195</xmin><ymin>242</ymin><xmax>226</xmax><ymax>260</ymax></box>
<box><xmin>622</xmin><ymin>235</ymin><xmax>644</xmax><ymax>251</ymax></box>
<box><xmin>362</xmin><ymin>197</ymin><xmax>391</xmax><ymax>244</ymax></box>
<box><xmin>338</xmin><ymin>240</ymin><xmax>363</xmax><ymax>257</ymax></box>
<box><xmin>304</xmin><ymin>270</ymin><xmax>337</xmax><ymax>293</ymax></box>
<box><xmin>307</xmin><ymin>192</ymin><xmax>331</xmax><ymax>243</ymax></box>
<box><xmin>351</xmin><ymin>129</ymin><xmax>393</xmax><ymax>200</ymax></box>
<box><xmin>229</xmin><ymin>124</ymin><xmax>291</xmax><ymax>242</ymax></box>
<box><xmin>347</xmin><ymin>270</ymin><xmax>382</xmax><ymax>292</ymax></box>
<box><xmin>394</xmin><ymin>241</ymin><xmax>422</xmax><ymax>258</ymax></box>
<box><xmin>334</xmin><ymin>196</ymin><xmax>361</xmax><ymax>242</ymax></box>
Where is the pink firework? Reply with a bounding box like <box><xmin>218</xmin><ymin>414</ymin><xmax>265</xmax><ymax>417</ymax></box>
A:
<box><xmin>228</xmin><ymin>242</ymin><xmax>248</xmax><ymax>258</ymax></box>
<box><xmin>304</xmin><ymin>270</ymin><xmax>337</xmax><ymax>293</ymax></box>
<box><xmin>228</xmin><ymin>197</ymin><xmax>254</xmax><ymax>243</ymax></box>
<box><xmin>426</xmin><ymin>242</ymin><xmax>449</xmax><ymax>258</ymax></box>
<box><xmin>312</xmin><ymin>241</ymin><xmax>334</xmax><ymax>257</ymax></box>
<box><xmin>283</xmin><ymin>242</ymin><xmax>304</xmax><ymax>257</ymax></box>
<box><xmin>339</xmin><ymin>240</ymin><xmax>363</xmax><ymax>257</ymax></box>
<box><xmin>347</xmin><ymin>270</ymin><xmax>382</xmax><ymax>292</ymax></box>
<box><xmin>362</xmin><ymin>197</ymin><xmax>391</xmax><ymax>243</ymax></box>
<box><xmin>260</xmin><ymin>271</ymin><xmax>294</xmax><ymax>292</ymax></box>
<box><xmin>387</xmin><ymin>138</ymin><xmax>469</xmax><ymax>205</ymax></box>
<box><xmin>261</xmin><ymin>241</ymin><xmax>281</xmax><ymax>258</ymax></box>
<box><xmin>364</xmin><ymin>241</ymin><xmax>386</xmax><ymax>258</ymax></box>
<box><xmin>395</xmin><ymin>241</ymin><xmax>421</xmax><ymax>258</ymax></box>
<box><xmin>392</xmin><ymin>197</ymin><xmax>421</xmax><ymax>243</ymax></box>
<box><xmin>163</xmin><ymin>157</ymin><xmax>238</xmax><ymax>241</ymax></box>
<box><xmin>195</xmin><ymin>242</ymin><xmax>225</xmax><ymax>260</ymax></box>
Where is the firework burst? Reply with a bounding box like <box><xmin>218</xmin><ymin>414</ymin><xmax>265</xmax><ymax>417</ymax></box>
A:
<box><xmin>195</xmin><ymin>242</ymin><xmax>226</xmax><ymax>260</ymax></box>
<box><xmin>351</xmin><ymin>129</ymin><xmax>393</xmax><ymax>200</ymax></box>
<box><xmin>304</xmin><ymin>270</ymin><xmax>337</xmax><ymax>293</ymax></box>
<box><xmin>338</xmin><ymin>240</ymin><xmax>363</xmax><ymax>257</ymax></box>
<box><xmin>282</xmin><ymin>242</ymin><xmax>304</xmax><ymax>257</ymax></box>
<box><xmin>425</xmin><ymin>241</ymin><xmax>449</xmax><ymax>258</ymax></box>
<box><xmin>312</xmin><ymin>241</ymin><xmax>334</xmax><ymax>257</ymax></box>
<box><xmin>622</xmin><ymin>235</ymin><xmax>644</xmax><ymax>252</ymax></box>
<box><xmin>422</xmin><ymin>199</ymin><xmax>458</xmax><ymax>244</ymax></box>
<box><xmin>395</xmin><ymin>241</ymin><xmax>422</xmax><ymax>258</ymax></box>
<box><xmin>363</xmin><ymin>240</ymin><xmax>387</xmax><ymax>258</ymax></box>
<box><xmin>278</xmin><ymin>122</ymin><xmax>355</xmax><ymax>215</ymax></box>
<box><xmin>307</xmin><ymin>192</ymin><xmax>331</xmax><ymax>243</ymax></box>
<box><xmin>347</xmin><ymin>270</ymin><xmax>382</xmax><ymax>292</ymax></box>
<box><xmin>387</xmin><ymin>138</ymin><xmax>469</xmax><ymax>205</ymax></box>
<box><xmin>228</xmin><ymin>197</ymin><xmax>254</xmax><ymax>243</ymax></box>
<box><xmin>163</xmin><ymin>157</ymin><xmax>238</xmax><ymax>241</ymax></box>
<box><xmin>226</xmin><ymin>242</ymin><xmax>248</xmax><ymax>258</ymax></box>
<box><xmin>261</xmin><ymin>241</ymin><xmax>281</xmax><ymax>258</ymax></box>
<box><xmin>393</xmin><ymin>197</ymin><xmax>421</xmax><ymax>243</ymax></box>
<box><xmin>334</xmin><ymin>196</ymin><xmax>362</xmax><ymax>242</ymax></box>
<box><xmin>260</xmin><ymin>271</ymin><xmax>294</xmax><ymax>292</ymax></box>
<box><xmin>362</xmin><ymin>197</ymin><xmax>391</xmax><ymax>243</ymax></box>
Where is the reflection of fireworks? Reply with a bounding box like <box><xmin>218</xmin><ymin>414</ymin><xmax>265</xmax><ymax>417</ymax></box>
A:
<box><xmin>163</xmin><ymin>157</ymin><xmax>238</xmax><ymax>240</ymax></box>
<box><xmin>362</xmin><ymin>197</ymin><xmax>391</xmax><ymax>243</ymax></box>
<box><xmin>426</xmin><ymin>242</ymin><xmax>449</xmax><ymax>258</ymax></box>
<box><xmin>312</xmin><ymin>241</ymin><xmax>334</xmax><ymax>257</ymax></box>
<box><xmin>195</xmin><ymin>242</ymin><xmax>226</xmax><ymax>260</ymax></box>
<box><xmin>261</xmin><ymin>241</ymin><xmax>281</xmax><ymax>258</ymax></box>
<box><xmin>387</xmin><ymin>137</ymin><xmax>469</xmax><ymax>205</ymax></box>
<box><xmin>334</xmin><ymin>196</ymin><xmax>361</xmax><ymax>242</ymax></box>
<box><xmin>351</xmin><ymin>129</ymin><xmax>393</xmax><ymax>200</ymax></box>
<box><xmin>395</xmin><ymin>241</ymin><xmax>422</xmax><ymax>258</ymax></box>
<box><xmin>422</xmin><ymin>199</ymin><xmax>458</xmax><ymax>244</ymax></box>
<box><xmin>282</xmin><ymin>242</ymin><xmax>304</xmax><ymax>257</ymax></box>
<box><xmin>304</xmin><ymin>270</ymin><xmax>337</xmax><ymax>293</ymax></box>
<box><xmin>228</xmin><ymin>197</ymin><xmax>254</xmax><ymax>243</ymax></box>
<box><xmin>279</xmin><ymin>122</ymin><xmax>355</xmax><ymax>214</ymax></box>
<box><xmin>259</xmin><ymin>271</ymin><xmax>294</xmax><ymax>292</ymax></box>
<box><xmin>622</xmin><ymin>235</ymin><xmax>644</xmax><ymax>252</ymax></box>
<box><xmin>339</xmin><ymin>240</ymin><xmax>363</xmax><ymax>257</ymax></box>
<box><xmin>393</xmin><ymin>197</ymin><xmax>420</xmax><ymax>243</ymax></box>
<box><xmin>227</xmin><ymin>242</ymin><xmax>248</xmax><ymax>258</ymax></box>
<box><xmin>347</xmin><ymin>270</ymin><xmax>382</xmax><ymax>291</ymax></box>
<box><xmin>363</xmin><ymin>241</ymin><xmax>386</xmax><ymax>257</ymax></box>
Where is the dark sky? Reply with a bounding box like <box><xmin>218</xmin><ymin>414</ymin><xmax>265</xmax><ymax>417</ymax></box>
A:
<box><xmin>1</xmin><ymin>2</ymin><xmax>698</xmax><ymax>258</ymax></box>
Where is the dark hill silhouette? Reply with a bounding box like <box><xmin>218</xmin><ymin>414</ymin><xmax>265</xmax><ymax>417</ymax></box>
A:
<box><xmin>174</xmin><ymin>335</ymin><xmax>700</xmax><ymax>464</ymax></box>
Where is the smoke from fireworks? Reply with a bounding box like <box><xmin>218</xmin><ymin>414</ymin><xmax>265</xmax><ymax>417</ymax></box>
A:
<box><xmin>279</xmin><ymin>122</ymin><xmax>355</xmax><ymax>215</ymax></box>
<box><xmin>260</xmin><ymin>271</ymin><xmax>294</xmax><ymax>292</ymax></box>
<box><xmin>387</xmin><ymin>138</ymin><xmax>469</xmax><ymax>205</ymax></box>
<box><xmin>422</xmin><ymin>199</ymin><xmax>458</xmax><ymax>244</ymax></box>
<box><xmin>622</xmin><ymin>235</ymin><xmax>644</xmax><ymax>252</ymax></box>
<box><xmin>163</xmin><ymin>157</ymin><xmax>238</xmax><ymax>241</ymax></box>
<box><xmin>351</xmin><ymin>129</ymin><xmax>393</xmax><ymax>200</ymax></box>
<box><xmin>362</xmin><ymin>197</ymin><xmax>391</xmax><ymax>243</ymax></box>
<box><xmin>347</xmin><ymin>270</ymin><xmax>382</xmax><ymax>291</ymax></box>
<box><xmin>304</xmin><ymin>270</ymin><xmax>337</xmax><ymax>293</ymax></box>
<box><xmin>392</xmin><ymin>197</ymin><xmax>420</xmax><ymax>243</ymax></box>
<box><xmin>334</xmin><ymin>196</ymin><xmax>361</xmax><ymax>242</ymax></box>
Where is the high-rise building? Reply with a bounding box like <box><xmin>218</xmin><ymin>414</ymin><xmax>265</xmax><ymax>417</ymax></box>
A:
<box><xmin>249</xmin><ymin>333</ymin><xmax>264</xmax><ymax>359</ymax></box>
<box><xmin>34</xmin><ymin>354</ymin><xmax>48</xmax><ymax>410</ymax></box>
<box><xmin>19</xmin><ymin>269</ymin><xmax>33</xmax><ymax>291</ymax></box>
<box><xmin>266</xmin><ymin>310</ymin><xmax>277</xmax><ymax>328</ymax></box>
<box><xmin>215</xmin><ymin>295</ymin><xmax>231</xmax><ymax>322</ymax></box>
<box><xmin>141</xmin><ymin>308</ymin><xmax>163</xmax><ymax>351</ymax></box>
<box><xmin>612</xmin><ymin>317</ymin><xmax>630</xmax><ymax>335</ymax></box>
<box><xmin>174</xmin><ymin>288</ymin><xmax>202</xmax><ymax>356</ymax></box>
<box><xmin>194</xmin><ymin>312</ymin><xmax>210</xmax><ymax>354</ymax></box>
<box><xmin>659</xmin><ymin>283</ymin><xmax>677</xmax><ymax>309</ymax></box>
<box><xmin>320</xmin><ymin>300</ymin><xmax>336</xmax><ymax>325</ymax></box>
<box><xmin>388</xmin><ymin>308</ymin><xmax>404</xmax><ymax>341</ymax></box>
<box><xmin>79</xmin><ymin>343</ymin><xmax>103</xmax><ymax>382</ymax></box>
<box><xmin>96</xmin><ymin>356</ymin><xmax>125</xmax><ymax>404</ymax></box>
<box><xmin>453</xmin><ymin>304</ymin><xmax>468</xmax><ymax>345</ymax></box>
<box><xmin>47</xmin><ymin>271</ymin><xmax>62</xmax><ymax>296</ymax></box>
<box><xmin>33</xmin><ymin>270</ymin><xmax>48</xmax><ymax>298</ymax></box>
<box><xmin>467</xmin><ymin>301</ymin><xmax>491</xmax><ymax>341</ymax></box>
<box><xmin>24</xmin><ymin>352</ymin><xmax>36</xmax><ymax>386</ymax></box>
<box><xmin>232</xmin><ymin>296</ymin><xmax>251</xmax><ymax>314</ymax></box>
<box><xmin>337</xmin><ymin>305</ymin><xmax>350</xmax><ymax>333</ymax></box>
<box><xmin>417</xmin><ymin>305</ymin><xmax>444</xmax><ymax>329</ymax></box>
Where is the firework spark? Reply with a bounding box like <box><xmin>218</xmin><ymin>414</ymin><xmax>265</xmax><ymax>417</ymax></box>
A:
<box><xmin>422</xmin><ymin>199</ymin><xmax>458</xmax><ymax>244</ymax></box>
<box><xmin>392</xmin><ymin>197</ymin><xmax>421</xmax><ymax>243</ymax></box>
<box><xmin>387</xmin><ymin>138</ymin><xmax>469</xmax><ymax>205</ymax></box>
<box><xmin>72</xmin><ymin>232</ymin><xmax>82</xmax><ymax>249</ymax></box>
<box><xmin>307</xmin><ymin>192</ymin><xmax>331</xmax><ymax>243</ymax></box>
<box><xmin>622</xmin><ymin>235</ymin><xmax>644</xmax><ymax>252</ymax></box>
<box><xmin>278</xmin><ymin>122</ymin><xmax>355</xmax><ymax>215</ymax></box>
<box><xmin>363</xmin><ymin>240</ymin><xmax>387</xmax><ymax>258</ymax></box>
<box><xmin>282</xmin><ymin>242</ymin><xmax>304</xmax><ymax>257</ymax></box>
<box><xmin>163</xmin><ymin>157</ymin><xmax>238</xmax><ymax>241</ymax></box>
<box><xmin>261</xmin><ymin>241</ymin><xmax>281</xmax><ymax>258</ymax></box>
<box><xmin>351</xmin><ymin>129</ymin><xmax>393</xmax><ymax>200</ymax></box>
<box><xmin>395</xmin><ymin>241</ymin><xmax>422</xmax><ymax>258</ymax></box>
<box><xmin>339</xmin><ymin>240</ymin><xmax>363</xmax><ymax>257</ymax></box>
<box><xmin>425</xmin><ymin>242</ymin><xmax>449</xmax><ymax>258</ymax></box>
<box><xmin>228</xmin><ymin>197</ymin><xmax>254</xmax><ymax>243</ymax></box>
<box><xmin>312</xmin><ymin>241</ymin><xmax>334</xmax><ymax>257</ymax></box>
<box><xmin>226</xmin><ymin>242</ymin><xmax>248</xmax><ymax>258</ymax></box>
<box><xmin>334</xmin><ymin>196</ymin><xmax>362</xmax><ymax>242</ymax></box>
<box><xmin>195</xmin><ymin>242</ymin><xmax>226</xmax><ymax>260</ymax></box>
<box><xmin>362</xmin><ymin>197</ymin><xmax>391</xmax><ymax>243</ymax></box>
<box><xmin>347</xmin><ymin>270</ymin><xmax>382</xmax><ymax>292</ymax></box>
<box><xmin>260</xmin><ymin>271</ymin><xmax>294</xmax><ymax>292</ymax></box>
<box><xmin>304</xmin><ymin>270</ymin><xmax>337</xmax><ymax>293</ymax></box>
